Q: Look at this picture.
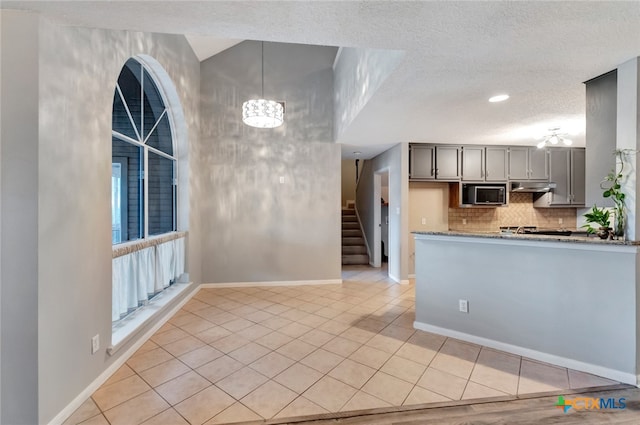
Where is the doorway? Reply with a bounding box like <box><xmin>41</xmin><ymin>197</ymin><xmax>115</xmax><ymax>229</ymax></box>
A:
<box><xmin>373</xmin><ymin>169</ymin><xmax>390</xmax><ymax>268</ymax></box>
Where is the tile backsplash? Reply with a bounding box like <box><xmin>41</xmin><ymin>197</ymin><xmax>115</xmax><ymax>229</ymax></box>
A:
<box><xmin>448</xmin><ymin>192</ymin><xmax>577</xmax><ymax>232</ymax></box>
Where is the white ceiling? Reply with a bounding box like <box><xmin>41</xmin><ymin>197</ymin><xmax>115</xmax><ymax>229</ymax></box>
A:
<box><xmin>3</xmin><ymin>1</ymin><xmax>640</xmax><ymax>159</ymax></box>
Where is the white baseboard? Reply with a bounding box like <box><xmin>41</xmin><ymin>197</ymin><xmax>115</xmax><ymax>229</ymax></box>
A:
<box><xmin>413</xmin><ymin>321</ymin><xmax>638</xmax><ymax>386</ymax></box>
<box><xmin>48</xmin><ymin>284</ymin><xmax>199</xmax><ymax>425</ymax></box>
<box><xmin>201</xmin><ymin>278</ymin><xmax>342</xmax><ymax>288</ymax></box>
<box><xmin>388</xmin><ymin>275</ymin><xmax>409</xmax><ymax>285</ymax></box>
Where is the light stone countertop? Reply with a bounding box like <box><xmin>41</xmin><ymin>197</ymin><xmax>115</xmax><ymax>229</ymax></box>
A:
<box><xmin>412</xmin><ymin>230</ymin><xmax>640</xmax><ymax>245</ymax></box>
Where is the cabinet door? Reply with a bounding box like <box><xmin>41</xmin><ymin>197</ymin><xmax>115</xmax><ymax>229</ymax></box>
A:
<box><xmin>485</xmin><ymin>147</ymin><xmax>508</xmax><ymax>181</ymax></box>
<box><xmin>548</xmin><ymin>148</ymin><xmax>571</xmax><ymax>205</ymax></box>
<box><xmin>409</xmin><ymin>145</ymin><xmax>435</xmax><ymax>179</ymax></box>
<box><xmin>571</xmin><ymin>148</ymin><xmax>586</xmax><ymax>205</ymax></box>
<box><xmin>462</xmin><ymin>147</ymin><xmax>484</xmax><ymax>181</ymax></box>
<box><xmin>508</xmin><ymin>147</ymin><xmax>529</xmax><ymax>180</ymax></box>
<box><xmin>435</xmin><ymin>146</ymin><xmax>460</xmax><ymax>180</ymax></box>
<box><xmin>529</xmin><ymin>148</ymin><xmax>549</xmax><ymax>180</ymax></box>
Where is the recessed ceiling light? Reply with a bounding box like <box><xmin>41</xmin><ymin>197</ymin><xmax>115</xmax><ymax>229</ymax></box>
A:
<box><xmin>489</xmin><ymin>94</ymin><xmax>509</xmax><ymax>103</ymax></box>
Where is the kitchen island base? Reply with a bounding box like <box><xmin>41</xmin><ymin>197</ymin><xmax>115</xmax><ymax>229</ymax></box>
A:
<box><xmin>413</xmin><ymin>232</ymin><xmax>640</xmax><ymax>386</ymax></box>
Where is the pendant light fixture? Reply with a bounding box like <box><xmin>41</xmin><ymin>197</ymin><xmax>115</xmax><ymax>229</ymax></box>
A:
<box><xmin>242</xmin><ymin>41</ymin><xmax>284</xmax><ymax>128</ymax></box>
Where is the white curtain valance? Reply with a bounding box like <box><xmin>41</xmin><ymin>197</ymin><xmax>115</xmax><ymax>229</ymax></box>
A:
<box><xmin>112</xmin><ymin>237</ymin><xmax>185</xmax><ymax>321</ymax></box>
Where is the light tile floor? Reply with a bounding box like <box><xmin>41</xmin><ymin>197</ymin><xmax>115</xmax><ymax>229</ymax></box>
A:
<box><xmin>65</xmin><ymin>265</ymin><xmax>619</xmax><ymax>425</ymax></box>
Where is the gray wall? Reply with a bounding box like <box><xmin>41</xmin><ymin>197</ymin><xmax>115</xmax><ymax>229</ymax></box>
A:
<box><xmin>0</xmin><ymin>11</ymin><xmax>3</xmax><ymax>419</ymax></box>
<box><xmin>341</xmin><ymin>159</ymin><xmax>358</xmax><ymax>207</ymax></box>
<box><xmin>585</xmin><ymin>70</ymin><xmax>617</xmax><ymax>207</ymax></box>
<box><xmin>0</xmin><ymin>10</ymin><xmax>39</xmax><ymax>424</ymax></box>
<box><xmin>199</xmin><ymin>41</ymin><xmax>341</xmax><ymax>283</ymax></box>
<box><xmin>1</xmin><ymin>12</ymin><xmax>202</xmax><ymax>423</ymax></box>
<box><xmin>356</xmin><ymin>159</ymin><xmax>376</xmax><ymax>266</ymax></box>
<box><xmin>614</xmin><ymin>58</ymin><xmax>640</xmax><ymax>375</ymax></box>
<box><xmin>617</xmin><ymin>57</ymin><xmax>640</xmax><ymax>242</ymax></box>
<box><xmin>333</xmin><ymin>47</ymin><xmax>405</xmax><ymax>141</ymax></box>
<box><xmin>414</xmin><ymin>235</ymin><xmax>637</xmax><ymax>381</ymax></box>
<box><xmin>356</xmin><ymin>143</ymin><xmax>410</xmax><ymax>282</ymax></box>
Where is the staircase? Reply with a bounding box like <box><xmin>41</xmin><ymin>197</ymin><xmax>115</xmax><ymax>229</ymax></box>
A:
<box><xmin>342</xmin><ymin>208</ymin><xmax>369</xmax><ymax>265</ymax></box>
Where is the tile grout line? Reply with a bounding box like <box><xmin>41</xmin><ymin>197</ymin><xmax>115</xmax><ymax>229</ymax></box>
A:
<box><xmin>458</xmin><ymin>341</ymin><xmax>484</xmax><ymax>401</ymax></box>
<box><xmin>515</xmin><ymin>353</ymin><xmax>524</xmax><ymax>396</ymax></box>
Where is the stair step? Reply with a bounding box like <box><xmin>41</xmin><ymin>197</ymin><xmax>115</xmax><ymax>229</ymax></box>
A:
<box><xmin>342</xmin><ymin>215</ymin><xmax>358</xmax><ymax>222</ymax></box>
<box><xmin>342</xmin><ymin>245</ymin><xmax>368</xmax><ymax>255</ymax></box>
<box><xmin>342</xmin><ymin>237</ymin><xmax>365</xmax><ymax>246</ymax></box>
<box><xmin>342</xmin><ymin>229</ymin><xmax>362</xmax><ymax>237</ymax></box>
<box><xmin>342</xmin><ymin>254</ymin><xmax>369</xmax><ymax>265</ymax></box>
<box><xmin>342</xmin><ymin>209</ymin><xmax>356</xmax><ymax>215</ymax></box>
<box><xmin>342</xmin><ymin>222</ymin><xmax>360</xmax><ymax>230</ymax></box>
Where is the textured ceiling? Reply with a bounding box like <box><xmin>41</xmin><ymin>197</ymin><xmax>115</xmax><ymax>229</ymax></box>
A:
<box><xmin>3</xmin><ymin>1</ymin><xmax>640</xmax><ymax>159</ymax></box>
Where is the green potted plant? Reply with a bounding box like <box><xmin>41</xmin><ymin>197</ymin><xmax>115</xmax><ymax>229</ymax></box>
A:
<box><xmin>600</xmin><ymin>149</ymin><xmax>630</xmax><ymax>238</ymax></box>
<box><xmin>582</xmin><ymin>205</ymin><xmax>612</xmax><ymax>239</ymax></box>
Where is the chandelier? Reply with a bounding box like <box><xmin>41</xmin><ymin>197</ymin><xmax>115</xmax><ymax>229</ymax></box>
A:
<box><xmin>242</xmin><ymin>42</ymin><xmax>284</xmax><ymax>128</ymax></box>
<box><xmin>537</xmin><ymin>128</ymin><xmax>572</xmax><ymax>149</ymax></box>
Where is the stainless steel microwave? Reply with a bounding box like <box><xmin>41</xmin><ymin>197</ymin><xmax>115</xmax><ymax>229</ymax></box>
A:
<box><xmin>462</xmin><ymin>184</ymin><xmax>506</xmax><ymax>205</ymax></box>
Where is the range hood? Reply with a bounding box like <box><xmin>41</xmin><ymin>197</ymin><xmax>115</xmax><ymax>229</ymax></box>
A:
<box><xmin>510</xmin><ymin>181</ymin><xmax>557</xmax><ymax>193</ymax></box>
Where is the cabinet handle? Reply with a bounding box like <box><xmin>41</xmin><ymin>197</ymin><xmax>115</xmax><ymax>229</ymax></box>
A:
<box><xmin>431</xmin><ymin>168</ymin><xmax>435</xmax><ymax>176</ymax></box>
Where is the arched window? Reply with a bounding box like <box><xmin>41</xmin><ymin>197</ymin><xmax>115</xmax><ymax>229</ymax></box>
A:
<box><xmin>112</xmin><ymin>57</ymin><xmax>176</xmax><ymax>243</ymax></box>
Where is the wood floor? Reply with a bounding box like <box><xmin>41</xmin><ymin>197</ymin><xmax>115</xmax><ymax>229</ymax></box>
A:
<box><xmin>251</xmin><ymin>384</ymin><xmax>640</xmax><ymax>424</ymax></box>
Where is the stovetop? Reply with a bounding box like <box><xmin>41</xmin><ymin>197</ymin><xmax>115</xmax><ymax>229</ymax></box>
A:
<box><xmin>500</xmin><ymin>226</ymin><xmax>536</xmax><ymax>232</ymax></box>
<box><xmin>500</xmin><ymin>226</ymin><xmax>574</xmax><ymax>236</ymax></box>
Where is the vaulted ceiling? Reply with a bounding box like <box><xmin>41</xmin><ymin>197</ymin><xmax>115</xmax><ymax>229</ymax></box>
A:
<box><xmin>4</xmin><ymin>1</ymin><xmax>640</xmax><ymax>159</ymax></box>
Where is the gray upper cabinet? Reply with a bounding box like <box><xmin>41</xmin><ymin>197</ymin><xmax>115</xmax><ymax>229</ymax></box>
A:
<box><xmin>508</xmin><ymin>147</ymin><xmax>529</xmax><ymax>180</ymax></box>
<box><xmin>435</xmin><ymin>146</ymin><xmax>461</xmax><ymax>180</ymax></box>
<box><xmin>462</xmin><ymin>146</ymin><xmax>507</xmax><ymax>181</ymax></box>
<box><xmin>570</xmin><ymin>148</ymin><xmax>586</xmax><ymax>205</ymax></box>
<box><xmin>409</xmin><ymin>144</ymin><xmax>460</xmax><ymax>180</ymax></box>
<box><xmin>508</xmin><ymin>147</ymin><xmax>548</xmax><ymax>181</ymax></box>
<box><xmin>485</xmin><ymin>147</ymin><xmax>508</xmax><ymax>181</ymax></box>
<box><xmin>461</xmin><ymin>147</ymin><xmax>484</xmax><ymax>181</ymax></box>
<box><xmin>548</xmin><ymin>148</ymin><xmax>571</xmax><ymax>205</ymax></box>
<box><xmin>410</xmin><ymin>145</ymin><xmax>584</xmax><ymax>200</ymax></box>
<box><xmin>534</xmin><ymin>148</ymin><xmax>585</xmax><ymax>207</ymax></box>
<box><xmin>529</xmin><ymin>148</ymin><xmax>549</xmax><ymax>180</ymax></box>
<box><xmin>409</xmin><ymin>144</ymin><xmax>436</xmax><ymax>180</ymax></box>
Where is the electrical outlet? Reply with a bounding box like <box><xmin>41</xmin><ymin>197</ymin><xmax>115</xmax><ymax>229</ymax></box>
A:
<box><xmin>459</xmin><ymin>299</ymin><xmax>469</xmax><ymax>313</ymax></box>
<box><xmin>279</xmin><ymin>176</ymin><xmax>285</xmax><ymax>184</ymax></box>
<box><xmin>462</xmin><ymin>219</ymin><xmax>467</xmax><ymax>225</ymax></box>
<box><xmin>559</xmin><ymin>218</ymin><xmax>563</xmax><ymax>225</ymax></box>
<box><xmin>421</xmin><ymin>217</ymin><xmax>426</xmax><ymax>225</ymax></box>
<box><xmin>91</xmin><ymin>334</ymin><xmax>100</xmax><ymax>354</ymax></box>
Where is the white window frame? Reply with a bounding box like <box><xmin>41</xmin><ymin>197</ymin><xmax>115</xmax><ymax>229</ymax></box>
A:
<box><xmin>112</xmin><ymin>57</ymin><xmax>178</xmax><ymax>242</ymax></box>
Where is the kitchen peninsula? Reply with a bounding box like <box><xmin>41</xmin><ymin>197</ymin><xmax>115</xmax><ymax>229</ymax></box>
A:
<box><xmin>412</xmin><ymin>230</ymin><xmax>639</xmax><ymax>385</ymax></box>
